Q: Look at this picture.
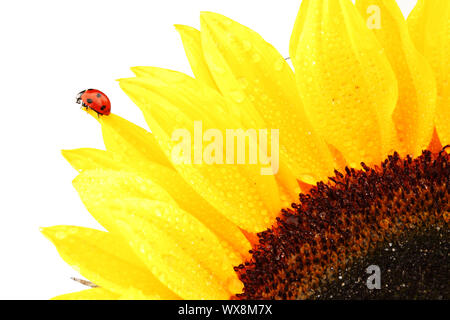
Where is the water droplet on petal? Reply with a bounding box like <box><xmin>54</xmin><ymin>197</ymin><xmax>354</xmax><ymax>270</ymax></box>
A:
<box><xmin>252</xmin><ymin>53</ymin><xmax>261</xmax><ymax>63</ymax></box>
<box><xmin>242</xmin><ymin>40</ymin><xmax>252</xmax><ymax>52</ymax></box>
<box><xmin>274</xmin><ymin>59</ymin><xmax>284</xmax><ymax>71</ymax></box>
<box><xmin>238</xmin><ymin>77</ymin><xmax>249</xmax><ymax>89</ymax></box>
<box><xmin>230</xmin><ymin>90</ymin><xmax>246</xmax><ymax>103</ymax></box>
<box><xmin>210</xmin><ymin>63</ymin><xmax>226</xmax><ymax>75</ymax></box>
<box><xmin>55</xmin><ymin>231</ymin><xmax>67</xmax><ymax>240</ymax></box>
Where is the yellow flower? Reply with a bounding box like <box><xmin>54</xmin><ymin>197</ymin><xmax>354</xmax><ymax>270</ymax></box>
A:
<box><xmin>43</xmin><ymin>0</ymin><xmax>449</xmax><ymax>300</ymax></box>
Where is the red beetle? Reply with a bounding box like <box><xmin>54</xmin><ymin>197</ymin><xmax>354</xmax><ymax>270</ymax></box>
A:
<box><xmin>76</xmin><ymin>89</ymin><xmax>111</xmax><ymax>116</ymax></box>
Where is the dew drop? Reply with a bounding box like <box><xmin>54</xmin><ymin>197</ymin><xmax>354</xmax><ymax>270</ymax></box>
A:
<box><xmin>230</xmin><ymin>90</ymin><xmax>246</xmax><ymax>103</ymax></box>
<box><xmin>274</xmin><ymin>59</ymin><xmax>284</xmax><ymax>71</ymax></box>
<box><xmin>238</xmin><ymin>77</ymin><xmax>249</xmax><ymax>89</ymax></box>
<box><xmin>242</xmin><ymin>40</ymin><xmax>252</xmax><ymax>52</ymax></box>
<box><xmin>252</xmin><ymin>53</ymin><xmax>261</xmax><ymax>63</ymax></box>
<box><xmin>210</xmin><ymin>63</ymin><xmax>226</xmax><ymax>75</ymax></box>
<box><xmin>55</xmin><ymin>231</ymin><xmax>67</xmax><ymax>240</ymax></box>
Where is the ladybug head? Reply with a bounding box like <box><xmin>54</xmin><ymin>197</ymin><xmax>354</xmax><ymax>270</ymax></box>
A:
<box><xmin>75</xmin><ymin>89</ymin><xmax>86</xmax><ymax>104</ymax></box>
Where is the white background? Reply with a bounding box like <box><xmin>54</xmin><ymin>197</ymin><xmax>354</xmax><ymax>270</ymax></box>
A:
<box><xmin>0</xmin><ymin>0</ymin><xmax>415</xmax><ymax>299</ymax></box>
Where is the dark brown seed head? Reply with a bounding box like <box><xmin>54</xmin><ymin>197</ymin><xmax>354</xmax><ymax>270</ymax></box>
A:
<box><xmin>235</xmin><ymin>150</ymin><xmax>449</xmax><ymax>300</ymax></box>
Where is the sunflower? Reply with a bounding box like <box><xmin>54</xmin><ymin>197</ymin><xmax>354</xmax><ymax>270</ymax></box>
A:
<box><xmin>43</xmin><ymin>0</ymin><xmax>449</xmax><ymax>300</ymax></box>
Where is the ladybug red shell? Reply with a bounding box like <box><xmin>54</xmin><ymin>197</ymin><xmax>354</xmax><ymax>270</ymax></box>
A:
<box><xmin>76</xmin><ymin>89</ymin><xmax>111</xmax><ymax>116</ymax></box>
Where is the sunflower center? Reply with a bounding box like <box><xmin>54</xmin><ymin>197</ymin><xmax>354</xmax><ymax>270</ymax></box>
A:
<box><xmin>235</xmin><ymin>149</ymin><xmax>449</xmax><ymax>300</ymax></box>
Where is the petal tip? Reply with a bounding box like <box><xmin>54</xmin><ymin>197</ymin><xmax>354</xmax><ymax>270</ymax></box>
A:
<box><xmin>200</xmin><ymin>11</ymin><xmax>223</xmax><ymax>24</ymax></box>
<box><xmin>174</xmin><ymin>24</ymin><xmax>198</xmax><ymax>36</ymax></box>
<box><xmin>40</xmin><ymin>226</ymin><xmax>56</xmax><ymax>240</ymax></box>
<box><xmin>116</xmin><ymin>77</ymin><xmax>132</xmax><ymax>83</ymax></box>
<box><xmin>61</xmin><ymin>149</ymin><xmax>69</xmax><ymax>158</ymax></box>
<box><xmin>173</xmin><ymin>24</ymin><xmax>186</xmax><ymax>31</ymax></box>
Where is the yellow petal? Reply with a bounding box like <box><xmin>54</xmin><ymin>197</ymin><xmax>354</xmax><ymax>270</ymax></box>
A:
<box><xmin>292</xmin><ymin>0</ymin><xmax>398</xmax><ymax>167</ymax></box>
<box><xmin>72</xmin><ymin>162</ymin><xmax>250</xmax><ymax>262</ymax></box>
<box><xmin>119</xmin><ymin>73</ymin><xmax>281</xmax><ymax>232</ymax></box>
<box><xmin>94</xmin><ymin>198</ymin><xmax>243</xmax><ymax>299</ymax></box>
<box><xmin>289</xmin><ymin>0</ymin><xmax>310</xmax><ymax>61</ymax></box>
<box><xmin>72</xmin><ymin>169</ymin><xmax>177</xmax><ymax>230</ymax></box>
<box><xmin>118</xmin><ymin>288</ymin><xmax>161</xmax><ymax>300</ymax></box>
<box><xmin>408</xmin><ymin>0</ymin><xmax>450</xmax><ymax>146</ymax></box>
<box><xmin>52</xmin><ymin>288</ymin><xmax>119</xmax><ymax>300</ymax></box>
<box><xmin>131</xmin><ymin>66</ymin><xmax>191</xmax><ymax>83</ymax></box>
<box><xmin>174</xmin><ymin>24</ymin><xmax>219</xmax><ymax>90</ymax></box>
<box><xmin>98</xmin><ymin>114</ymin><xmax>172</xmax><ymax>169</ymax></box>
<box><xmin>123</xmin><ymin>161</ymin><xmax>251</xmax><ymax>262</ymax></box>
<box><xmin>42</xmin><ymin>226</ymin><xmax>178</xmax><ymax>299</ymax></box>
<box><xmin>63</xmin><ymin>146</ymin><xmax>169</xmax><ymax>183</ymax></box>
<box><xmin>199</xmin><ymin>11</ymin><xmax>336</xmax><ymax>186</ymax></box>
<box><xmin>62</xmin><ymin>148</ymin><xmax>125</xmax><ymax>172</ymax></box>
<box><xmin>74</xmin><ymin>169</ymin><xmax>176</xmax><ymax>203</ymax></box>
<box><xmin>355</xmin><ymin>0</ymin><xmax>436</xmax><ymax>157</ymax></box>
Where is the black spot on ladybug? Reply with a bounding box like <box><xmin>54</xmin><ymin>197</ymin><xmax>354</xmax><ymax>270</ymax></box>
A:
<box><xmin>97</xmin><ymin>93</ymin><xmax>102</xmax><ymax>98</ymax></box>
<box><xmin>87</xmin><ymin>99</ymin><xmax>93</xmax><ymax>103</ymax></box>
<box><xmin>101</xmin><ymin>105</ymin><xmax>106</xmax><ymax>110</ymax></box>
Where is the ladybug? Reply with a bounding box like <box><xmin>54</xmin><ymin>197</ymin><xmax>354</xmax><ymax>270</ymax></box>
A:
<box><xmin>76</xmin><ymin>89</ymin><xmax>111</xmax><ymax>116</ymax></box>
